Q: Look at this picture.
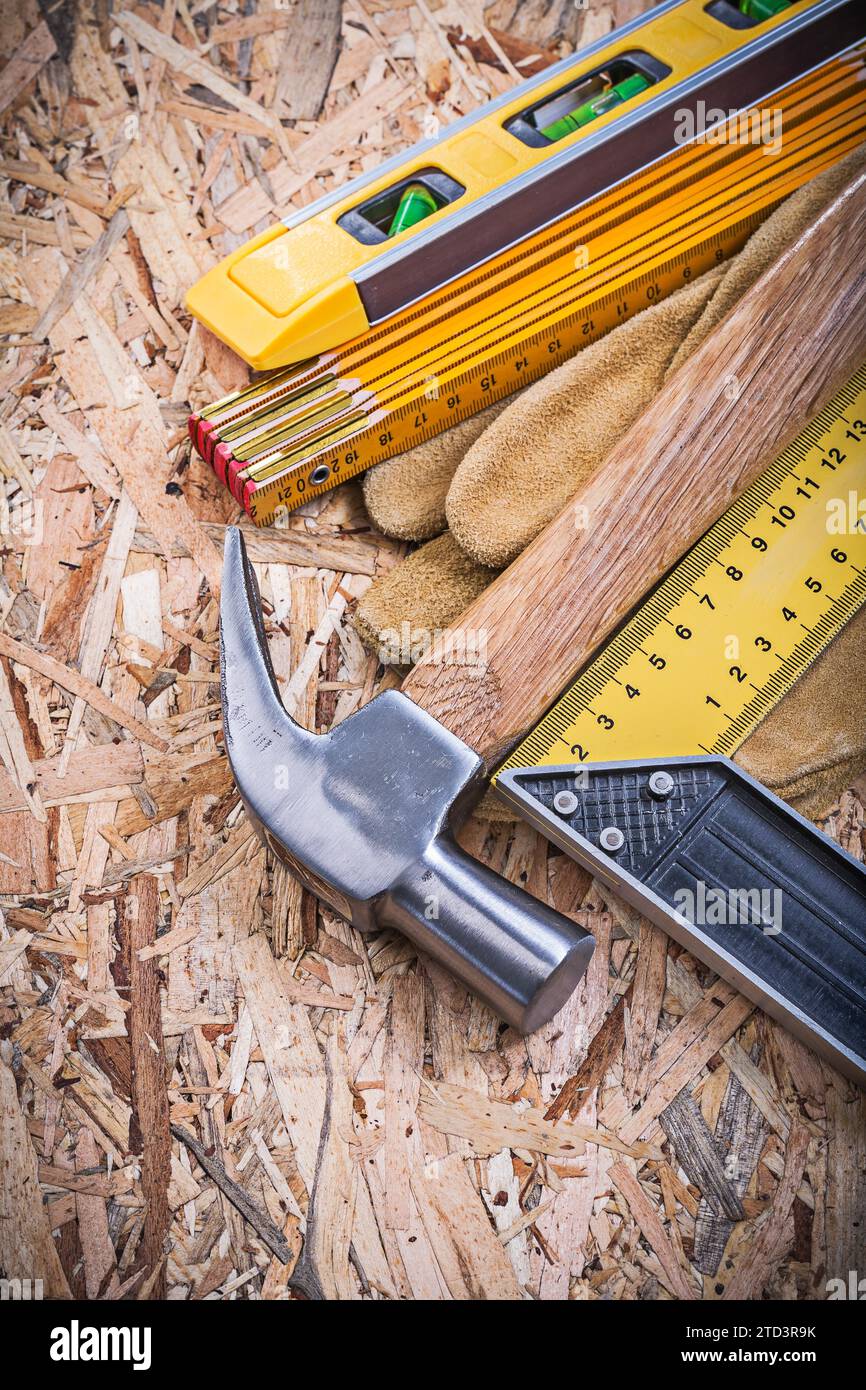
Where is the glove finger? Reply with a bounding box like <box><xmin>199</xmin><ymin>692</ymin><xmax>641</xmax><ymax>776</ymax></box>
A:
<box><xmin>362</xmin><ymin>399</ymin><xmax>509</xmax><ymax>541</ymax></box>
<box><xmin>353</xmin><ymin>530</ymin><xmax>496</xmax><ymax>663</ymax></box>
<box><xmin>446</xmin><ymin>265</ymin><xmax>724</xmax><ymax>568</ymax></box>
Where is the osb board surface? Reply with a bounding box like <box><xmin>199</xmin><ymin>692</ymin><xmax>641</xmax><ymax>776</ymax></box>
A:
<box><xmin>0</xmin><ymin>0</ymin><xmax>864</xmax><ymax>1302</ymax></box>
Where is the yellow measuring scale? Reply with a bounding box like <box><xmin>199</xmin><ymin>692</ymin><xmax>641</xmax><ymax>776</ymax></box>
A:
<box><xmin>497</xmin><ymin>364</ymin><xmax>866</xmax><ymax>778</ymax></box>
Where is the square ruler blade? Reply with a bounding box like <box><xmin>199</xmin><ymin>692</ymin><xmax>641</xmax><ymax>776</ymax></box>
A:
<box><xmin>496</xmin><ymin>362</ymin><xmax>866</xmax><ymax>1084</ymax></box>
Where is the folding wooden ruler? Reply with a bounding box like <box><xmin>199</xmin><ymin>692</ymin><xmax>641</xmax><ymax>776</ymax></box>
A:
<box><xmin>496</xmin><ymin>363</ymin><xmax>866</xmax><ymax>1084</ymax></box>
<box><xmin>186</xmin><ymin>0</ymin><xmax>866</xmax><ymax>525</ymax></box>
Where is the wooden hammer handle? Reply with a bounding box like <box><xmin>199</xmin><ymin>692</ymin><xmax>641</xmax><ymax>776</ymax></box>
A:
<box><xmin>402</xmin><ymin>167</ymin><xmax>866</xmax><ymax>766</ymax></box>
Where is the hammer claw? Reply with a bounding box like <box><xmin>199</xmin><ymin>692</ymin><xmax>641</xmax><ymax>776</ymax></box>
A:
<box><xmin>220</xmin><ymin>525</ymin><xmax>308</xmax><ymax>747</ymax></box>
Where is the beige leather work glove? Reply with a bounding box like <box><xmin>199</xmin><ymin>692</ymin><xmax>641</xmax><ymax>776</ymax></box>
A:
<box><xmin>354</xmin><ymin>145</ymin><xmax>866</xmax><ymax>821</ymax></box>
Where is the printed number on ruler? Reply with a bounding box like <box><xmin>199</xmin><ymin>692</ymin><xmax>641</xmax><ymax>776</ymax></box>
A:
<box><xmin>248</xmin><ymin>235</ymin><xmax>744</xmax><ymax>523</ymax></box>
<box><xmin>498</xmin><ymin>365</ymin><xmax>866</xmax><ymax>776</ymax></box>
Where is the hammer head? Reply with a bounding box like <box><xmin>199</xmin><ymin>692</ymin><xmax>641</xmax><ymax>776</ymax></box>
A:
<box><xmin>221</xmin><ymin>529</ymin><xmax>483</xmax><ymax>924</ymax></box>
<box><xmin>221</xmin><ymin>529</ymin><xmax>593</xmax><ymax>1031</ymax></box>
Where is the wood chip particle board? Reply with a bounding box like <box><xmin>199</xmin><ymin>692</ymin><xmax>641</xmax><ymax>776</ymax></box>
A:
<box><xmin>0</xmin><ymin>0</ymin><xmax>859</xmax><ymax>1305</ymax></box>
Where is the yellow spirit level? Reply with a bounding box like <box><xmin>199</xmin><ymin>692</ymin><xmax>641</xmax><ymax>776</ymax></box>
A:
<box><xmin>187</xmin><ymin>0</ymin><xmax>866</xmax><ymax>523</ymax></box>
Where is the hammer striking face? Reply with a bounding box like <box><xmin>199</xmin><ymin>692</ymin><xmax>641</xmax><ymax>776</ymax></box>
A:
<box><xmin>220</xmin><ymin>529</ymin><xmax>594</xmax><ymax>1032</ymax></box>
